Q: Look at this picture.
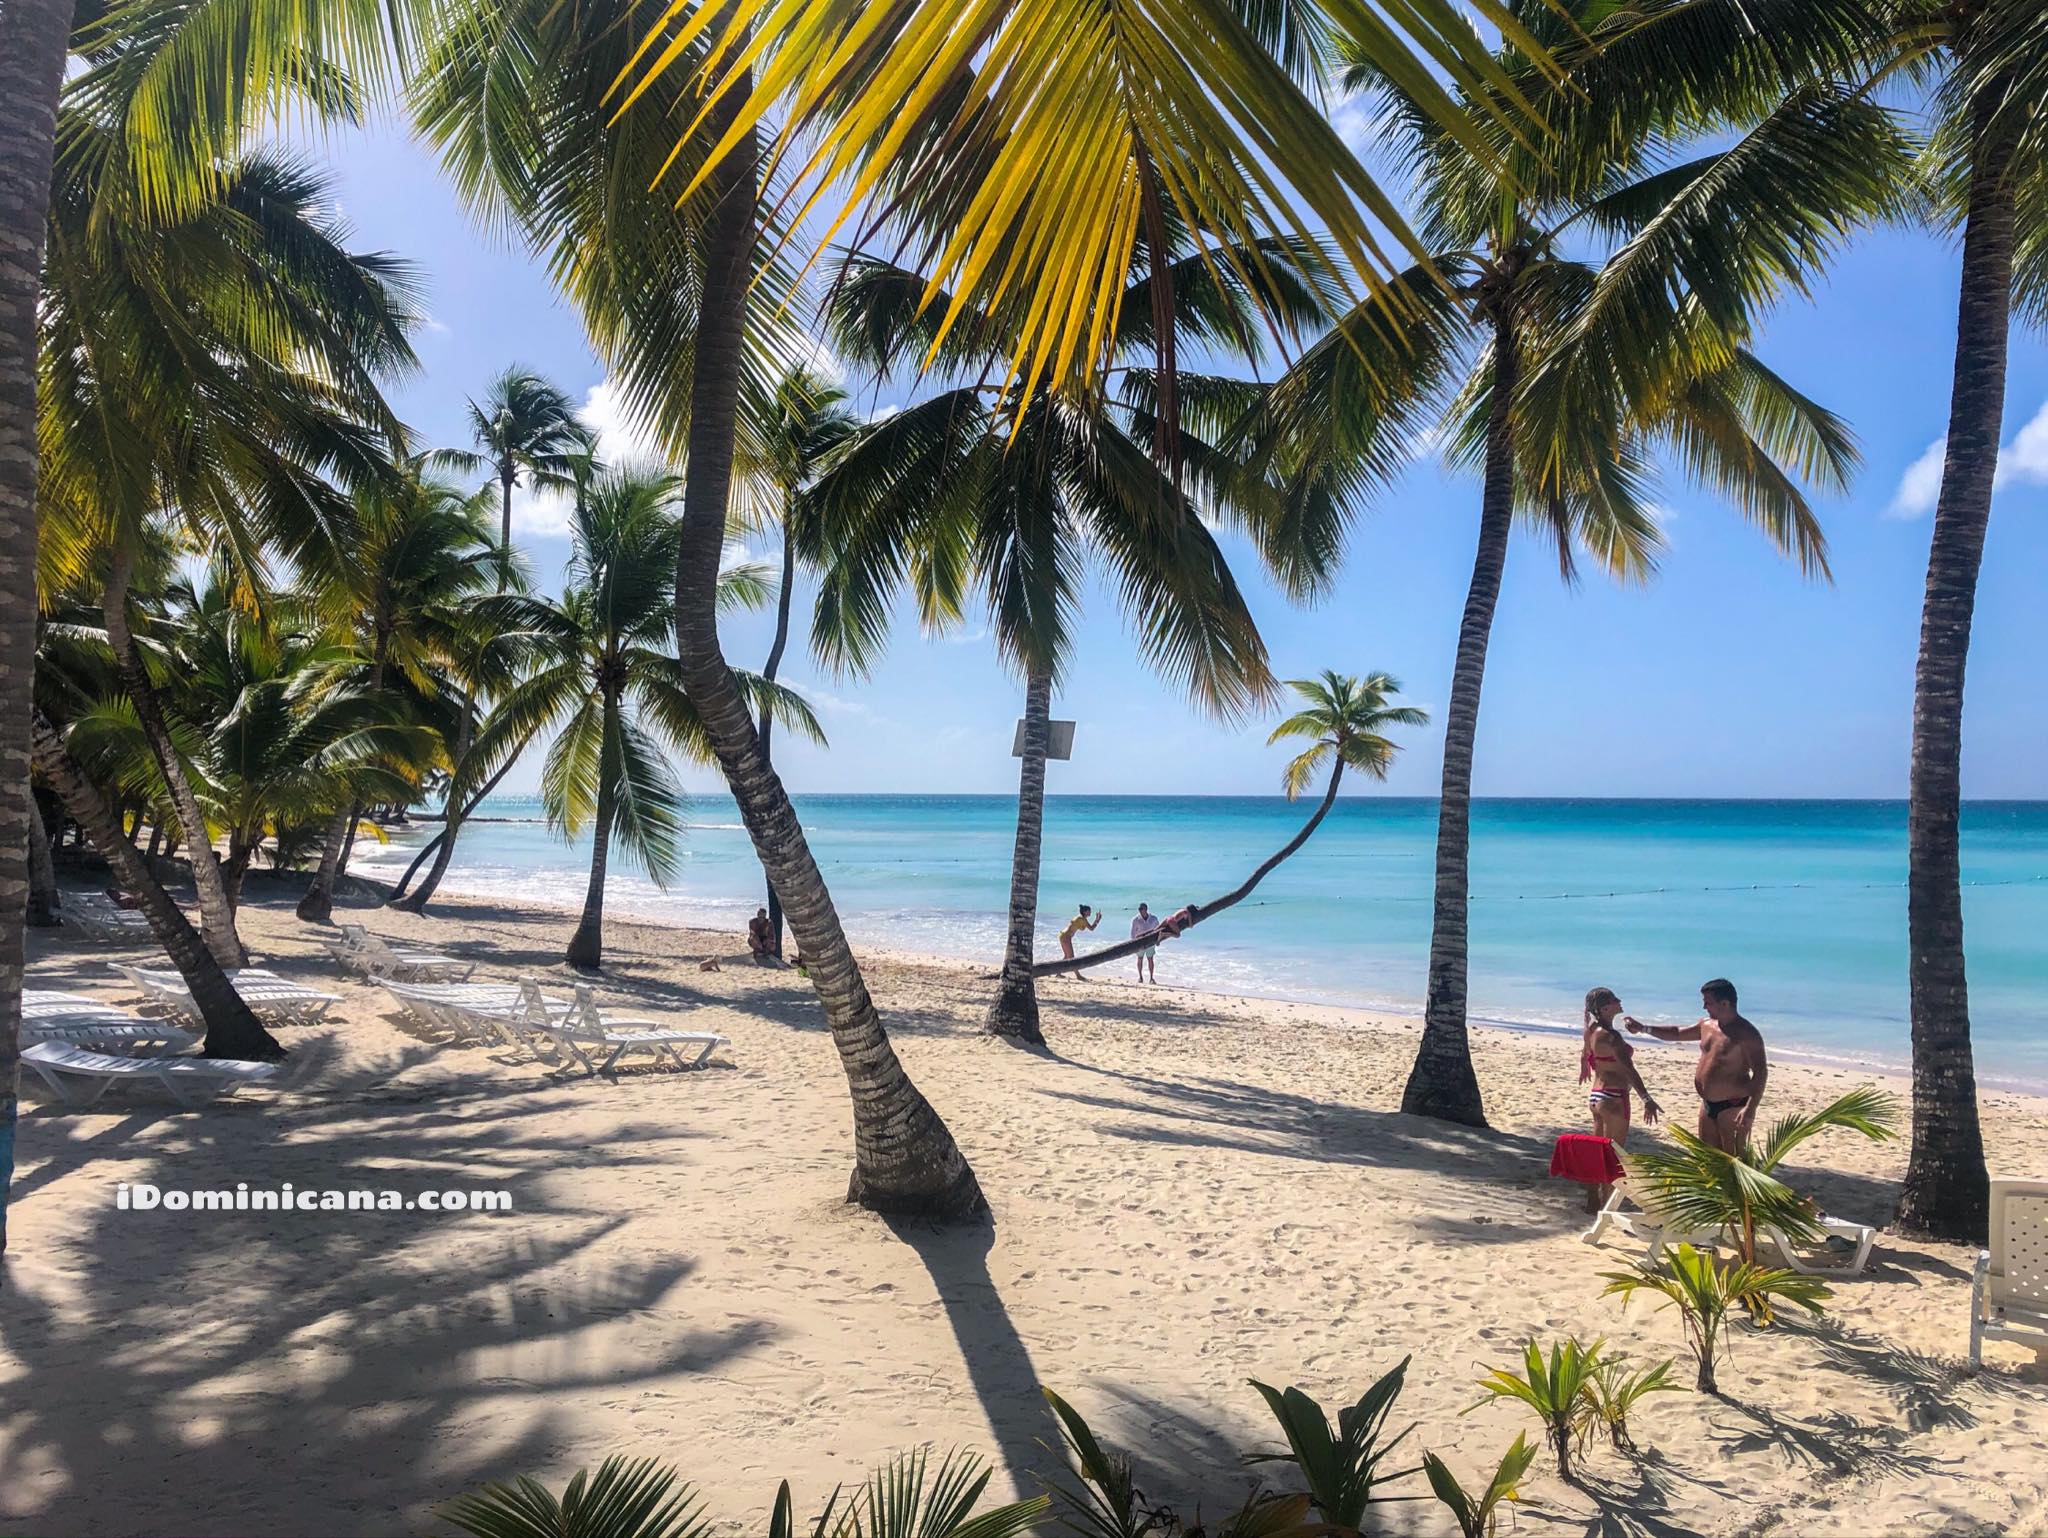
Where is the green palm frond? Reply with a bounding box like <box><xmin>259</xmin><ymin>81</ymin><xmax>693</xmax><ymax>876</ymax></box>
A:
<box><xmin>436</xmin><ymin>1456</ymin><xmax>711</xmax><ymax>1538</ymax></box>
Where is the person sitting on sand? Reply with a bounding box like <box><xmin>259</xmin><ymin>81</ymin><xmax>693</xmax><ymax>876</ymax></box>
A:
<box><xmin>1629</xmin><ymin>977</ymin><xmax>1767</xmax><ymax>1153</ymax></box>
<box><xmin>1130</xmin><ymin>902</ymin><xmax>1162</xmax><ymax>983</ymax></box>
<box><xmin>1057</xmin><ymin>904</ymin><xmax>1101</xmax><ymax>960</ymax></box>
<box><xmin>747</xmin><ymin>907</ymin><xmax>776</xmax><ymax>965</ymax></box>
<box><xmin>1579</xmin><ymin>986</ymin><xmax>1661</xmax><ymax>1211</ymax></box>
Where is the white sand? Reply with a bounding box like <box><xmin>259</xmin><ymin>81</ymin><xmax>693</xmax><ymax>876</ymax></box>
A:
<box><xmin>5</xmin><ymin>886</ymin><xmax>2046</xmax><ymax>1538</ymax></box>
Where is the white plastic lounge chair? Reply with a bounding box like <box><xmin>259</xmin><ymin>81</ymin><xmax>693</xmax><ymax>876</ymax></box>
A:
<box><xmin>508</xmin><ymin>979</ymin><xmax>728</xmax><ymax>1075</ymax></box>
<box><xmin>375</xmin><ymin>980</ymin><xmax>574</xmax><ymax>1047</ymax></box>
<box><xmin>23</xmin><ymin>990</ymin><xmax>199</xmax><ymax>1056</ymax></box>
<box><xmin>112</xmin><ymin>964</ymin><xmax>340</xmax><ymax>1024</ymax></box>
<box><xmin>1759</xmin><ymin>1214</ymin><xmax>1876</xmax><ymax>1276</ymax></box>
<box><xmin>330</xmin><ymin>924</ymin><xmax>476</xmax><ymax>982</ymax></box>
<box><xmin>21</xmin><ymin>1041</ymin><xmax>279</xmax><ymax>1107</ymax></box>
<box><xmin>64</xmin><ymin>893</ymin><xmax>153</xmax><ymax>943</ymax></box>
<box><xmin>1972</xmin><ymin>1178</ymin><xmax>2048</xmax><ymax>1369</ymax></box>
<box><xmin>1582</xmin><ymin>1184</ymin><xmax>1722</xmax><ymax>1258</ymax></box>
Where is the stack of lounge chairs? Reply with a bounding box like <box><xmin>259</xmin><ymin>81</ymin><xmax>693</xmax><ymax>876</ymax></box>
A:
<box><xmin>322</xmin><ymin>923</ymin><xmax>477</xmax><ymax>982</ymax></box>
<box><xmin>112</xmin><ymin>963</ymin><xmax>340</xmax><ymax>1025</ymax></box>
<box><xmin>62</xmin><ymin>893</ymin><xmax>154</xmax><ymax>944</ymax></box>
<box><xmin>375</xmin><ymin>973</ymin><xmax>727</xmax><ymax>1076</ymax></box>
<box><xmin>18</xmin><ymin>987</ymin><xmax>277</xmax><ymax>1107</ymax></box>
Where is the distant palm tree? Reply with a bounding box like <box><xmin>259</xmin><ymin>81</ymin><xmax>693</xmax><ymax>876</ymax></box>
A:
<box><xmin>472</xmin><ymin>470</ymin><xmax>820</xmax><ymax>970</ymax></box>
<box><xmin>1254</xmin><ymin>4</ymin><xmax>1907</xmax><ymax>1128</ymax></box>
<box><xmin>1036</xmin><ymin>671</ymin><xmax>1426</xmax><ymax>978</ymax></box>
<box><xmin>748</xmin><ymin>367</ymin><xmax>857</xmax><ymax>955</ymax></box>
<box><xmin>465</xmin><ymin>367</ymin><xmax>593</xmax><ymax>558</ymax></box>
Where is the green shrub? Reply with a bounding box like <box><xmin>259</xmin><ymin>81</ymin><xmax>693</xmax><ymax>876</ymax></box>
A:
<box><xmin>1245</xmin><ymin>1357</ymin><xmax>1419</xmax><ymax>1526</ymax></box>
<box><xmin>1470</xmin><ymin>1339</ymin><xmax>1604</xmax><ymax>1480</ymax></box>
<box><xmin>1603</xmin><ymin>1242</ymin><xmax>1831</xmax><ymax>1394</ymax></box>
<box><xmin>1584</xmin><ymin>1355</ymin><xmax>1679</xmax><ymax>1455</ymax></box>
<box><xmin>1422</xmin><ymin>1434</ymin><xmax>1537</xmax><ymax>1538</ymax></box>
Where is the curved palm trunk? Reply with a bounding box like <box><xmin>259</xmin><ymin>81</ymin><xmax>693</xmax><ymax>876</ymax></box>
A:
<box><xmin>1</xmin><ymin>0</ymin><xmax>79</xmax><ymax>1251</ymax></box>
<box><xmin>299</xmin><ymin>654</ymin><xmax>384</xmax><ymax>923</ymax></box>
<box><xmin>566</xmin><ymin>702</ymin><xmax>619</xmax><ymax>971</ymax></box>
<box><xmin>398</xmin><ymin>695</ymin><xmax>478</xmax><ymax>912</ymax></box>
<box><xmin>986</xmin><ymin>668</ymin><xmax>1052</xmax><ymax>1042</ymax></box>
<box><xmin>26</xmin><ymin>794</ymin><xmax>59</xmax><ymax>926</ymax></box>
<box><xmin>33</xmin><ymin>717</ymin><xmax>282</xmax><ymax>1059</ymax></box>
<box><xmin>1401</xmin><ymin>312</ymin><xmax>1519</xmax><ymax>1129</ymax></box>
<box><xmin>1897</xmin><ymin>96</ymin><xmax>2013</xmax><ymax>1245</ymax></box>
<box><xmin>756</xmin><ymin>518</ymin><xmax>797</xmax><ymax>956</ymax></box>
<box><xmin>673</xmin><ymin>89</ymin><xmax>983</xmax><ymax>1219</ymax></box>
<box><xmin>388</xmin><ymin>745</ymin><xmax>519</xmax><ymax>904</ymax></box>
<box><xmin>1034</xmin><ymin>759</ymin><xmax>1346</xmax><ymax>978</ymax></box>
<box><xmin>102</xmin><ymin>545</ymin><xmax>246</xmax><ymax>968</ymax></box>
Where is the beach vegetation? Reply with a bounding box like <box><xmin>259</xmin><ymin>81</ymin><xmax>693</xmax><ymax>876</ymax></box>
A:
<box><xmin>1246</xmin><ymin>1358</ymin><xmax>1421</xmax><ymax>1525</ymax></box>
<box><xmin>1032</xmin><ymin>672</ymin><xmax>1425</xmax><ymax>980</ymax></box>
<box><xmin>1583</xmin><ymin>1355</ymin><xmax>1680</xmax><ymax>1456</ymax></box>
<box><xmin>1470</xmin><ymin>1337</ymin><xmax>1606</xmax><ymax>1480</ymax></box>
<box><xmin>1602</xmin><ymin>1243</ymin><xmax>1831</xmax><ymax>1395</ymax></box>
<box><xmin>1422</xmin><ymin>1433</ymin><xmax>1538</xmax><ymax>1538</ymax></box>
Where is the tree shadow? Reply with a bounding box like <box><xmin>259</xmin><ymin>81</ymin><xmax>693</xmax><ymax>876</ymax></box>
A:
<box><xmin>1</xmin><ymin>1086</ymin><xmax>771</xmax><ymax>1537</ymax></box>
<box><xmin>1701</xmin><ymin>1392</ymin><xmax>1948</xmax><ymax>1483</ymax></box>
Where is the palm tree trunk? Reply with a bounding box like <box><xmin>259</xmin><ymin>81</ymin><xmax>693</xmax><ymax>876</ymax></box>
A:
<box><xmin>672</xmin><ymin>81</ymin><xmax>983</xmax><ymax>1219</ymax></box>
<box><xmin>398</xmin><ymin>695</ymin><xmax>477</xmax><ymax>912</ymax></box>
<box><xmin>0</xmin><ymin>0</ymin><xmax>74</xmax><ymax>1254</ymax></box>
<box><xmin>566</xmin><ymin>702</ymin><xmax>619</xmax><ymax>971</ymax></box>
<box><xmin>101</xmin><ymin>543</ymin><xmax>247</xmax><ymax>968</ymax></box>
<box><xmin>296</xmin><ymin>807</ymin><xmax>353</xmax><ymax>922</ymax></box>
<box><xmin>757</xmin><ymin>517</ymin><xmax>797</xmax><ymax>956</ymax></box>
<box><xmin>499</xmin><ymin>464</ymin><xmax>516</xmax><ymax>557</ymax></box>
<box><xmin>1401</xmin><ymin>310</ymin><xmax>1518</xmax><ymax>1129</ymax></box>
<box><xmin>32</xmin><ymin>716</ymin><xmax>281</xmax><ymax>1059</ymax></box>
<box><xmin>1896</xmin><ymin>92</ymin><xmax>2014</xmax><ymax>1246</ymax></box>
<box><xmin>1033</xmin><ymin>759</ymin><xmax>1346</xmax><ymax>977</ymax></box>
<box><xmin>986</xmin><ymin>668</ymin><xmax>1052</xmax><ymax>1043</ymax></box>
<box><xmin>389</xmin><ymin>744</ymin><xmax>518</xmax><ymax>904</ymax></box>
<box><xmin>26</xmin><ymin>793</ymin><xmax>59</xmax><ymax>926</ymax></box>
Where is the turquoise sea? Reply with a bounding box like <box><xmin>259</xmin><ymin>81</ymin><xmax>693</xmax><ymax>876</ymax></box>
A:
<box><xmin>351</xmin><ymin>797</ymin><xmax>2048</xmax><ymax>1086</ymax></box>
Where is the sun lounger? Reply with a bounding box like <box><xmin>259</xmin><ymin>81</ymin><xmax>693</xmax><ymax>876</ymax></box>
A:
<box><xmin>375</xmin><ymin>980</ymin><xmax>574</xmax><ymax>1046</ymax></box>
<box><xmin>1759</xmin><ymin>1215</ymin><xmax>1876</xmax><ymax>1276</ymax></box>
<box><xmin>329</xmin><ymin>924</ymin><xmax>476</xmax><ymax>982</ymax></box>
<box><xmin>507</xmin><ymin>978</ymin><xmax>729</xmax><ymax>1075</ymax></box>
<box><xmin>21</xmin><ymin>1041</ymin><xmax>279</xmax><ymax>1107</ymax></box>
<box><xmin>1972</xmin><ymin>1178</ymin><xmax>2048</xmax><ymax>1369</ymax></box>
<box><xmin>23</xmin><ymin>990</ymin><xmax>200</xmax><ymax>1056</ymax></box>
<box><xmin>112</xmin><ymin>964</ymin><xmax>340</xmax><ymax>1024</ymax></box>
<box><xmin>63</xmin><ymin>893</ymin><xmax>153</xmax><ymax>943</ymax></box>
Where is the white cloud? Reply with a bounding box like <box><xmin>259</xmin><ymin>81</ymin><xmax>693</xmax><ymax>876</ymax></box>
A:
<box><xmin>807</xmin><ymin>688</ymin><xmax>886</xmax><ymax>723</ymax></box>
<box><xmin>419</xmin><ymin>315</ymin><xmax>450</xmax><ymax>336</ymax></box>
<box><xmin>1887</xmin><ymin>399</ymin><xmax>2048</xmax><ymax>518</ymax></box>
<box><xmin>507</xmin><ymin>377</ymin><xmax>670</xmax><ymax>538</ymax></box>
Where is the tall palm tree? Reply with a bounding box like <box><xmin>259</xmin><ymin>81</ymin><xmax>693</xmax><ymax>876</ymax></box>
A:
<box><xmin>1251</xmin><ymin>0</ymin><xmax>1907</xmax><ymax>1127</ymax></box>
<box><xmin>296</xmin><ymin>461</ymin><xmax>502</xmax><ymax>922</ymax></box>
<box><xmin>1888</xmin><ymin>0</ymin><xmax>2048</xmax><ymax>1243</ymax></box>
<box><xmin>470</xmin><ymin>469</ymin><xmax>820</xmax><ymax>970</ymax></box>
<box><xmin>809</xmin><ymin>245</ymin><xmax>1312</xmax><ymax>1043</ymax></box>
<box><xmin>1035</xmin><ymin>671</ymin><xmax>1426</xmax><ymax>978</ymax></box>
<box><xmin>747</xmin><ymin>366</ymin><xmax>857</xmax><ymax>956</ymax></box>
<box><xmin>466</xmin><ymin>367</ymin><xmax>592</xmax><ymax>558</ymax></box>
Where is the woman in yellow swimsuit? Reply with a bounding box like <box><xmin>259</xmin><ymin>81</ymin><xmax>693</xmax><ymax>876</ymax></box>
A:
<box><xmin>1058</xmin><ymin>904</ymin><xmax>1101</xmax><ymax>959</ymax></box>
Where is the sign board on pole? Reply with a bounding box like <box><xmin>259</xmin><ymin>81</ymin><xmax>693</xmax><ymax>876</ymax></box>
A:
<box><xmin>1012</xmin><ymin>720</ymin><xmax>1076</xmax><ymax>760</ymax></box>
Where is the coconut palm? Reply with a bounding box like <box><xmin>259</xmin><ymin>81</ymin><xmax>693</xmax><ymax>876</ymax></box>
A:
<box><xmin>1035</xmin><ymin>672</ymin><xmax>1426</xmax><ymax>979</ymax></box>
<box><xmin>1885</xmin><ymin>0</ymin><xmax>2048</xmax><ymax>1245</ymax></box>
<box><xmin>295</xmin><ymin>461</ymin><xmax>504</xmax><ymax>922</ymax></box>
<box><xmin>1247</xmin><ymin>0</ymin><xmax>1909</xmax><ymax>1128</ymax></box>
<box><xmin>810</xmin><ymin>241</ymin><xmax>1312</xmax><ymax>1042</ymax></box>
<box><xmin>466</xmin><ymin>367</ymin><xmax>592</xmax><ymax>558</ymax></box>
<box><xmin>468</xmin><ymin>469</ymin><xmax>821</xmax><ymax>970</ymax></box>
<box><xmin>1602</xmin><ymin>1243</ymin><xmax>1830</xmax><ymax>1395</ymax></box>
<box><xmin>746</xmin><ymin>366</ymin><xmax>857</xmax><ymax>957</ymax></box>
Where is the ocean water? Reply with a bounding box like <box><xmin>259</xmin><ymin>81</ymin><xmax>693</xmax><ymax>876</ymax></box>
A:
<box><xmin>350</xmin><ymin>796</ymin><xmax>2048</xmax><ymax>1085</ymax></box>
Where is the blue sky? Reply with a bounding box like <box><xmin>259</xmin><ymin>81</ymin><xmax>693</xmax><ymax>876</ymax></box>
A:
<box><xmin>308</xmin><ymin>111</ymin><xmax>2048</xmax><ymax>801</ymax></box>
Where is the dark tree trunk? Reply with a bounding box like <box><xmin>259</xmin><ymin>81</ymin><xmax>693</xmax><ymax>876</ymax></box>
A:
<box><xmin>1897</xmin><ymin>91</ymin><xmax>2013</xmax><ymax>1246</ymax></box>
<box><xmin>1033</xmin><ymin>759</ymin><xmax>1346</xmax><ymax>977</ymax></box>
<box><xmin>986</xmin><ymin>668</ymin><xmax>1052</xmax><ymax>1043</ymax></box>
<box><xmin>499</xmin><ymin>463</ymin><xmax>516</xmax><ymax>558</ymax></box>
<box><xmin>388</xmin><ymin>744</ymin><xmax>520</xmax><ymax>905</ymax></box>
<box><xmin>25</xmin><ymin>793</ymin><xmax>59</xmax><ymax>926</ymax></box>
<box><xmin>670</xmin><ymin>78</ymin><xmax>983</xmax><ymax>1219</ymax></box>
<box><xmin>1402</xmin><ymin>309</ymin><xmax>1520</xmax><ymax>1129</ymax></box>
<box><xmin>102</xmin><ymin>544</ymin><xmax>246</xmax><ymax>968</ymax></box>
<box><xmin>757</xmin><ymin>517</ymin><xmax>797</xmax><ymax>956</ymax></box>
<box><xmin>3</xmin><ymin>0</ymin><xmax>89</xmax><ymax>1249</ymax></box>
<box><xmin>296</xmin><ymin>806</ymin><xmax>352</xmax><ymax>922</ymax></box>
<box><xmin>398</xmin><ymin>695</ymin><xmax>477</xmax><ymax>912</ymax></box>
<box><xmin>565</xmin><ymin>702</ymin><xmax>618</xmax><ymax>971</ymax></box>
<box><xmin>33</xmin><ymin>717</ymin><xmax>282</xmax><ymax>1060</ymax></box>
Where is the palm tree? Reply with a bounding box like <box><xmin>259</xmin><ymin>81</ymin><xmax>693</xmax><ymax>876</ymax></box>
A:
<box><xmin>810</xmin><ymin>245</ymin><xmax>1301</xmax><ymax>1044</ymax></box>
<box><xmin>1250</xmin><ymin>2</ymin><xmax>1907</xmax><ymax>1127</ymax></box>
<box><xmin>296</xmin><ymin>462</ymin><xmax>502</xmax><ymax>922</ymax></box>
<box><xmin>469</xmin><ymin>469</ymin><xmax>820</xmax><ymax>970</ymax></box>
<box><xmin>1889</xmin><ymin>0</ymin><xmax>2048</xmax><ymax>1244</ymax></box>
<box><xmin>466</xmin><ymin>367</ymin><xmax>592</xmax><ymax>558</ymax></box>
<box><xmin>1034</xmin><ymin>672</ymin><xmax>1426</xmax><ymax>979</ymax></box>
<box><xmin>748</xmin><ymin>367</ymin><xmax>857</xmax><ymax>957</ymax></box>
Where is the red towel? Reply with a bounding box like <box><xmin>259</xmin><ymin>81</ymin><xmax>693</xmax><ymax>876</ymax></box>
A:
<box><xmin>1549</xmin><ymin>1133</ymin><xmax>1625</xmax><ymax>1185</ymax></box>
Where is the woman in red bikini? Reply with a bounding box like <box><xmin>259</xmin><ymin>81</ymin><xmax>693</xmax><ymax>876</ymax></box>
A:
<box><xmin>1579</xmin><ymin>986</ymin><xmax>1662</xmax><ymax>1210</ymax></box>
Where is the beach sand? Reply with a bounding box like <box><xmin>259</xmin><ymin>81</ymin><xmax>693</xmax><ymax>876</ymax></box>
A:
<box><xmin>5</xmin><ymin>885</ymin><xmax>2046</xmax><ymax>1538</ymax></box>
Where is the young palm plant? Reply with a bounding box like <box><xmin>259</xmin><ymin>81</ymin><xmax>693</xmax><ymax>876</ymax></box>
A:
<box><xmin>1248</xmin><ymin>0</ymin><xmax>1910</xmax><ymax>1128</ymax></box>
<box><xmin>1603</xmin><ymin>1243</ymin><xmax>1830</xmax><ymax>1395</ymax></box>
<box><xmin>1471</xmin><ymin>1338</ymin><xmax>1605</xmax><ymax>1481</ymax></box>
<box><xmin>1246</xmin><ymin>1359</ymin><xmax>1421</xmax><ymax>1524</ymax></box>
<box><xmin>1034</xmin><ymin>671</ymin><xmax>1425</xmax><ymax>978</ymax></box>
<box><xmin>1584</xmin><ymin>1356</ymin><xmax>1680</xmax><ymax>1456</ymax></box>
<box><xmin>1422</xmin><ymin>1434</ymin><xmax>1537</xmax><ymax>1538</ymax></box>
<box><xmin>469</xmin><ymin>469</ymin><xmax>820</xmax><ymax>970</ymax></box>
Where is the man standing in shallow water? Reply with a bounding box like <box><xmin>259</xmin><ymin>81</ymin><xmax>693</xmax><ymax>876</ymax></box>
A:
<box><xmin>1630</xmin><ymin>978</ymin><xmax>1768</xmax><ymax>1153</ymax></box>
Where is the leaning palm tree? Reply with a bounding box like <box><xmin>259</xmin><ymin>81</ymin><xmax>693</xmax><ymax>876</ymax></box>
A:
<box><xmin>469</xmin><ymin>469</ymin><xmax>821</xmax><ymax>970</ymax></box>
<box><xmin>1037</xmin><ymin>671</ymin><xmax>1426</xmax><ymax>979</ymax></box>
<box><xmin>1250</xmin><ymin>1</ymin><xmax>1908</xmax><ymax>1128</ymax></box>
<box><xmin>745</xmin><ymin>366</ymin><xmax>857</xmax><ymax>956</ymax></box>
<box><xmin>1886</xmin><ymin>0</ymin><xmax>2048</xmax><ymax>1244</ymax></box>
